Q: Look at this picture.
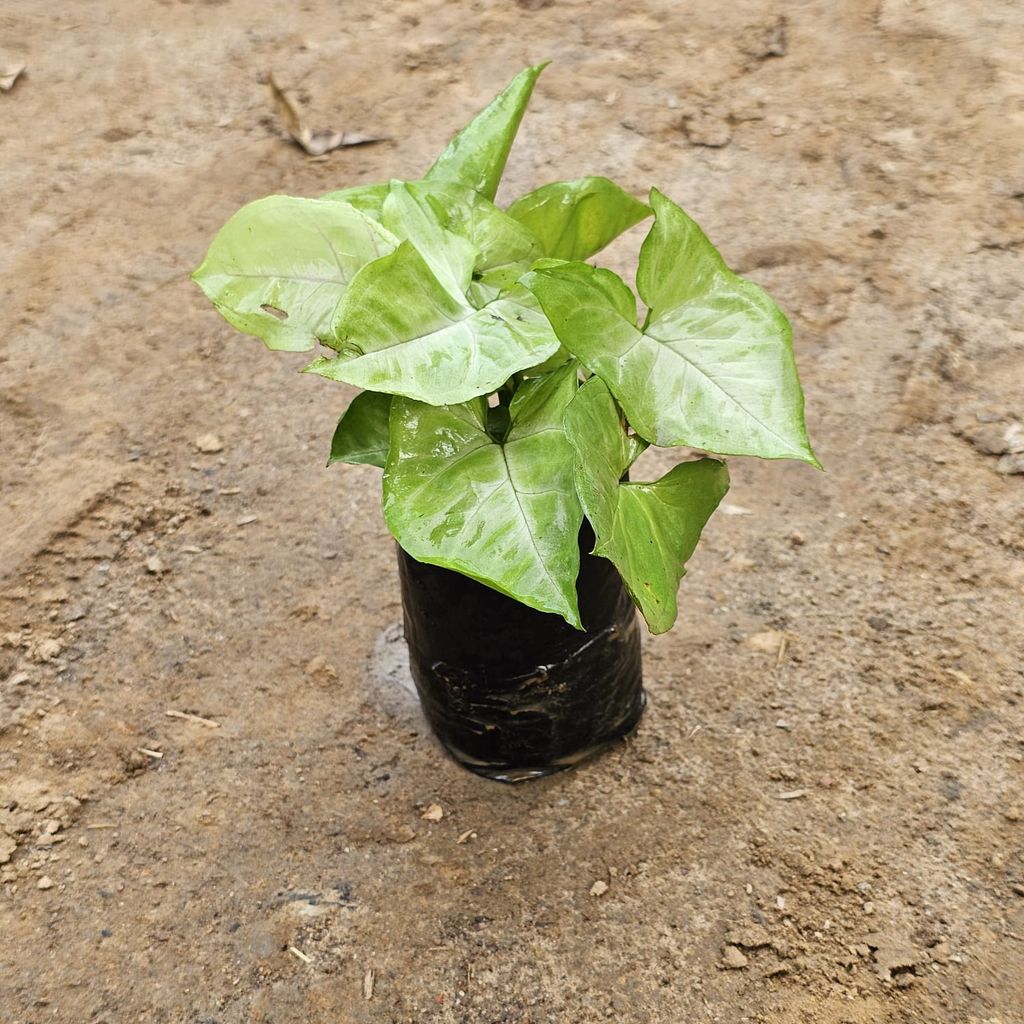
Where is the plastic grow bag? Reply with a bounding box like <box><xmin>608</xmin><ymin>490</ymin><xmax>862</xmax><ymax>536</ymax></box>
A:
<box><xmin>397</xmin><ymin>525</ymin><xmax>644</xmax><ymax>782</ymax></box>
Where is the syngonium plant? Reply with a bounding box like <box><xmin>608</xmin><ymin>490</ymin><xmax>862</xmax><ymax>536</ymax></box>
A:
<box><xmin>193</xmin><ymin>64</ymin><xmax>818</xmax><ymax>635</ymax></box>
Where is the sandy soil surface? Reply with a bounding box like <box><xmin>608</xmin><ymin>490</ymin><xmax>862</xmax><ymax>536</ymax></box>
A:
<box><xmin>2</xmin><ymin>1</ymin><xmax>1023</xmax><ymax>1021</ymax></box>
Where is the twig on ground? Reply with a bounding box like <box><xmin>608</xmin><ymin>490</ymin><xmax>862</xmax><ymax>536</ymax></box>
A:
<box><xmin>165</xmin><ymin>709</ymin><xmax>220</xmax><ymax>728</ymax></box>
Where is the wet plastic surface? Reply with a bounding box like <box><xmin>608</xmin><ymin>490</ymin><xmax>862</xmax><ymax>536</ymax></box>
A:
<box><xmin>397</xmin><ymin>525</ymin><xmax>645</xmax><ymax>782</ymax></box>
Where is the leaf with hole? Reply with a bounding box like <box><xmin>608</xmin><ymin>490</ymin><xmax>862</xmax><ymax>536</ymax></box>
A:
<box><xmin>192</xmin><ymin>196</ymin><xmax>397</xmax><ymax>351</ymax></box>
<box><xmin>193</xmin><ymin>64</ymin><xmax>818</xmax><ymax>636</ymax></box>
<box><xmin>303</xmin><ymin>242</ymin><xmax>559</xmax><ymax>404</ymax></box>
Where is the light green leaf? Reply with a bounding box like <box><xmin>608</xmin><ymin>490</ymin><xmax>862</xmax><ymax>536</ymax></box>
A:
<box><xmin>409</xmin><ymin>180</ymin><xmax>542</xmax><ymax>278</ymax></box>
<box><xmin>424</xmin><ymin>63</ymin><xmax>547</xmax><ymax>200</ymax></box>
<box><xmin>381</xmin><ymin>180</ymin><xmax>477</xmax><ymax>301</ymax></box>
<box><xmin>507</xmin><ymin>177</ymin><xmax>650</xmax><ymax>261</ymax></box>
<box><xmin>564</xmin><ymin>378</ymin><xmax>729</xmax><ymax>633</ymax></box>
<box><xmin>323</xmin><ymin>178</ymin><xmax>543</xmax><ymax>307</ymax></box>
<box><xmin>328</xmin><ymin>391</ymin><xmax>392</xmax><ymax>468</ymax></box>
<box><xmin>528</xmin><ymin>190</ymin><xmax>818</xmax><ymax>465</ymax></box>
<box><xmin>513</xmin><ymin>284</ymin><xmax>578</xmax><ymax>375</ymax></box>
<box><xmin>522</xmin><ymin>259</ymin><xmax>640</xmax><ymax>355</ymax></box>
<box><xmin>191</xmin><ymin>196</ymin><xmax>397</xmax><ymax>352</ymax></box>
<box><xmin>319</xmin><ymin>182</ymin><xmax>389</xmax><ymax>218</ymax></box>
<box><xmin>304</xmin><ymin>242</ymin><xmax>560</xmax><ymax>404</ymax></box>
<box><xmin>466</xmin><ymin>271</ymin><xmax>507</xmax><ymax>309</ymax></box>
<box><xmin>383</xmin><ymin>363</ymin><xmax>583</xmax><ymax>626</ymax></box>
<box><xmin>524</xmin><ymin>343</ymin><xmax>573</xmax><ymax>376</ymax></box>
<box><xmin>380</xmin><ymin>179</ymin><xmax>543</xmax><ymax>302</ymax></box>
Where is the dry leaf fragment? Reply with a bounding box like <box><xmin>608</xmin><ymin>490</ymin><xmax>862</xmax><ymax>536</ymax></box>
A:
<box><xmin>267</xmin><ymin>73</ymin><xmax>386</xmax><ymax>156</ymax></box>
<box><xmin>267</xmin><ymin>72</ymin><xmax>303</xmax><ymax>136</ymax></box>
<box><xmin>0</xmin><ymin>64</ymin><xmax>25</xmax><ymax>93</ymax></box>
<box><xmin>420</xmin><ymin>803</ymin><xmax>444</xmax><ymax>822</ymax></box>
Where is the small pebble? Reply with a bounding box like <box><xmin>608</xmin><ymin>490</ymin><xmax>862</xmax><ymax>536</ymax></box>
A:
<box><xmin>195</xmin><ymin>434</ymin><xmax>224</xmax><ymax>454</ymax></box>
<box><xmin>590</xmin><ymin>880</ymin><xmax>608</xmax><ymax>897</ymax></box>
<box><xmin>37</xmin><ymin>875</ymin><xmax>54</xmax><ymax>890</ymax></box>
<box><xmin>997</xmin><ymin>452</ymin><xmax>1024</xmax><ymax>475</ymax></box>
<box><xmin>145</xmin><ymin>556</ymin><xmax>165</xmax><ymax>575</ymax></box>
<box><xmin>1004</xmin><ymin>806</ymin><xmax>1021</xmax><ymax>823</ymax></box>
<box><xmin>420</xmin><ymin>804</ymin><xmax>444</xmax><ymax>822</ymax></box>
<box><xmin>722</xmin><ymin>945</ymin><xmax>749</xmax><ymax>969</ymax></box>
<box><xmin>35</xmin><ymin>639</ymin><xmax>62</xmax><ymax>661</ymax></box>
<box><xmin>303</xmin><ymin>656</ymin><xmax>336</xmax><ymax>678</ymax></box>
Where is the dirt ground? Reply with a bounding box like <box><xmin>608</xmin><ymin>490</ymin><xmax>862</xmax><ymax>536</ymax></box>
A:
<box><xmin>2</xmin><ymin>1</ymin><xmax>1023</xmax><ymax>1021</ymax></box>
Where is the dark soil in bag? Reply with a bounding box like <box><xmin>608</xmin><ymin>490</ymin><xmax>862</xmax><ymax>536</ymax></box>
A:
<box><xmin>397</xmin><ymin>524</ymin><xmax>644</xmax><ymax>782</ymax></box>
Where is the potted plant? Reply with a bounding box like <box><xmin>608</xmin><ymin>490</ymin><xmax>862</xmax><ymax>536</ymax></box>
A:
<box><xmin>192</xmin><ymin>64</ymin><xmax>817</xmax><ymax>782</ymax></box>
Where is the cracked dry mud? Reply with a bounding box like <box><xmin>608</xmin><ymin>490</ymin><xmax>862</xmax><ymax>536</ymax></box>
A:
<box><xmin>1</xmin><ymin>1</ymin><xmax>1022</xmax><ymax>1022</ymax></box>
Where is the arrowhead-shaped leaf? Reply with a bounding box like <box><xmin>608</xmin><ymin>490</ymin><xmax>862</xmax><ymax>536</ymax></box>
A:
<box><xmin>528</xmin><ymin>189</ymin><xmax>818</xmax><ymax>465</ymax></box>
<box><xmin>381</xmin><ymin>179</ymin><xmax>542</xmax><ymax>297</ymax></box>
<box><xmin>329</xmin><ymin>390</ymin><xmax>392</xmax><ymax>468</ymax></box>
<box><xmin>410</xmin><ymin>180</ymin><xmax>543</xmax><ymax>273</ymax></box>
<box><xmin>564</xmin><ymin>378</ymin><xmax>729</xmax><ymax>633</ymax></box>
<box><xmin>191</xmin><ymin>196</ymin><xmax>397</xmax><ymax>351</ymax></box>
<box><xmin>304</xmin><ymin>241</ymin><xmax>559</xmax><ymax>405</ymax></box>
<box><xmin>325</xmin><ymin>178</ymin><xmax>543</xmax><ymax>306</ymax></box>
<box><xmin>381</xmin><ymin>180</ymin><xmax>478</xmax><ymax>301</ymax></box>
<box><xmin>424</xmin><ymin>63</ymin><xmax>547</xmax><ymax>200</ymax></box>
<box><xmin>383</xmin><ymin>363</ymin><xmax>583</xmax><ymax>627</ymax></box>
<box><xmin>507</xmin><ymin>177</ymin><xmax>650</xmax><ymax>261</ymax></box>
